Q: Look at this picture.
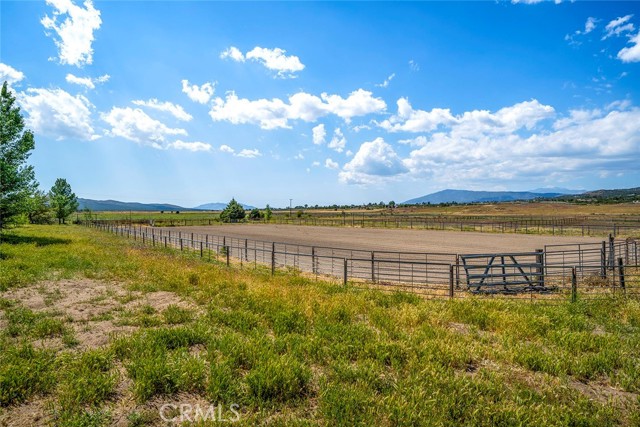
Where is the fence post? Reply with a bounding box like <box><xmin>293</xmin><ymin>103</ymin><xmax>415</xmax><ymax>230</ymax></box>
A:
<box><xmin>571</xmin><ymin>267</ymin><xmax>577</xmax><ymax>303</ymax></box>
<box><xmin>449</xmin><ymin>265</ymin><xmax>454</xmax><ymax>299</ymax></box>
<box><xmin>609</xmin><ymin>234</ymin><xmax>615</xmax><ymax>271</ymax></box>
<box><xmin>535</xmin><ymin>249</ymin><xmax>544</xmax><ymax>287</ymax></box>
<box><xmin>312</xmin><ymin>247</ymin><xmax>316</xmax><ymax>274</ymax></box>
<box><xmin>180</xmin><ymin>239</ymin><xmax>183</xmax><ymax>252</ymax></box>
<box><xmin>601</xmin><ymin>241</ymin><xmax>607</xmax><ymax>278</ymax></box>
<box><xmin>455</xmin><ymin>255</ymin><xmax>460</xmax><ymax>288</ymax></box>
<box><xmin>371</xmin><ymin>251</ymin><xmax>375</xmax><ymax>283</ymax></box>
<box><xmin>200</xmin><ymin>241</ymin><xmax>203</xmax><ymax>258</ymax></box>
<box><xmin>618</xmin><ymin>257</ymin><xmax>626</xmax><ymax>292</ymax></box>
<box><xmin>152</xmin><ymin>235</ymin><xmax>155</xmax><ymax>247</ymax></box>
<box><xmin>164</xmin><ymin>236</ymin><xmax>167</xmax><ymax>248</ymax></box>
<box><xmin>245</xmin><ymin>239</ymin><xmax>248</xmax><ymax>261</ymax></box>
<box><xmin>226</xmin><ymin>246</ymin><xmax>230</xmax><ymax>267</ymax></box>
<box><xmin>271</xmin><ymin>242</ymin><xmax>276</xmax><ymax>275</ymax></box>
<box><xmin>343</xmin><ymin>259</ymin><xmax>348</xmax><ymax>286</ymax></box>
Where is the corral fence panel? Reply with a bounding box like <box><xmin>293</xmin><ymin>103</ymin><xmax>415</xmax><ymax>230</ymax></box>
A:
<box><xmin>88</xmin><ymin>221</ymin><xmax>639</xmax><ymax>301</ymax></box>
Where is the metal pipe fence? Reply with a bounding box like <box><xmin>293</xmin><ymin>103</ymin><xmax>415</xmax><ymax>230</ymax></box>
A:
<box><xmin>87</xmin><ymin>221</ymin><xmax>639</xmax><ymax>301</ymax></box>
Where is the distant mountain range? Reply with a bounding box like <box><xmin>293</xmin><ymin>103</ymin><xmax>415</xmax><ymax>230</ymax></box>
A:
<box><xmin>78</xmin><ymin>198</ymin><xmax>254</xmax><ymax>212</ymax></box>
<box><xmin>402</xmin><ymin>189</ymin><xmax>582</xmax><ymax>205</ymax></box>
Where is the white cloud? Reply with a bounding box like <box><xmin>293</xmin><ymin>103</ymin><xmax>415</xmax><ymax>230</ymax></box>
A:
<box><xmin>328</xmin><ymin>128</ymin><xmax>346</xmax><ymax>152</ymax></box>
<box><xmin>169</xmin><ymin>140</ymin><xmax>212</xmax><ymax>152</ymax></box>
<box><xmin>402</xmin><ymin>105</ymin><xmax>640</xmax><ymax>186</ymax></box>
<box><xmin>325</xmin><ymin>158</ymin><xmax>339</xmax><ymax>169</ymax></box>
<box><xmin>246</xmin><ymin>47</ymin><xmax>304</xmax><ymax>78</ymax></box>
<box><xmin>41</xmin><ymin>0</ymin><xmax>101</xmax><ymax>66</ymax></box>
<box><xmin>294</xmin><ymin>152</ymin><xmax>304</xmax><ymax>160</ymax></box>
<box><xmin>320</xmin><ymin>89</ymin><xmax>386</xmax><ymax>123</ymax></box>
<box><xmin>312</xmin><ymin>124</ymin><xmax>326</xmax><ymax>145</ymax></box>
<box><xmin>376</xmin><ymin>73</ymin><xmax>395</xmax><ymax>88</ymax></box>
<box><xmin>618</xmin><ymin>32</ymin><xmax>640</xmax><ymax>63</ymax></box>
<box><xmin>219</xmin><ymin>144</ymin><xmax>235</xmax><ymax>154</ymax></box>
<box><xmin>221</xmin><ymin>46</ymin><xmax>304</xmax><ymax>78</ymax></box>
<box><xmin>210</xmin><ymin>89</ymin><xmax>386</xmax><ymax>130</ymax></box>
<box><xmin>65</xmin><ymin>73</ymin><xmax>109</xmax><ymax>89</ymax></box>
<box><xmin>379</xmin><ymin>98</ymin><xmax>554</xmax><ymax>134</ymax></box>
<box><xmin>378</xmin><ymin>98</ymin><xmax>455</xmax><ymax>132</ymax></box>
<box><xmin>584</xmin><ymin>17</ymin><xmax>597</xmax><ymax>34</ymax></box>
<box><xmin>132</xmin><ymin>98</ymin><xmax>193</xmax><ymax>121</ymax></box>
<box><xmin>398</xmin><ymin>136</ymin><xmax>428</xmax><ymax>147</ymax></box>
<box><xmin>339</xmin><ymin>137</ymin><xmax>408</xmax><ymax>184</ymax></box>
<box><xmin>603</xmin><ymin>15</ymin><xmax>635</xmax><ymax>39</ymax></box>
<box><xmin>237</xmin><ymin>148</ymin><xmax>261</xmax><ymax>158</ymax></box>
<box><xmin>210</xmin><ymin>93</ymin><xmax>290</xmax><ymax>130</ymax></box>
<box><xmin>19</xmin><ymin>87</ymin><xmax>97</xmax><ymax>140</ymax></box>
<box><xmin>101</xmin><ymin>107</ymin><xmax>187</xmax><ymax>149</ymax></box>
<box><xmin>0</xmin><ymin>63</ymin><xmax>25</xmax><ymax>84</ymax></box>
<box><xmin>409</xmin><ymin>60</ymin><xmax>419</xmax><ymax>71</ymax></box>
<box><xmin>220</xmin><ymin>46</ymin><xmax>245</xmax><ymax>62</ymax></box>
<box><xmin>181</xmin><ymin>80</ymin><xmax>215</xmax><ymax>104</ymax></box>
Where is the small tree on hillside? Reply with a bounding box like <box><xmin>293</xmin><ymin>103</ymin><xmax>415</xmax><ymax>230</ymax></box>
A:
<box><xmin>49</xmin><ymin>178</ymin><xmax>78</xmax><ymax>224</ymax></box>
<box><xmin>0</xmin><ymin>81</ymin><xmax>37</xmax><ymax>229</ymax></box>
<box><xmin>219</xmin><ymin>198</ymin><xmax>246</xmax><ymax>223</ymax></box>
<box><xmin>264</xmin><ymin>204</ymin><xmax>272</xmax><ymax>221</ymax></box>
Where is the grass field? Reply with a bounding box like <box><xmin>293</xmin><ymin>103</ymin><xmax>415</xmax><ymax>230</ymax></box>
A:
<box><xmin>1</xmin><ymin>225</ymin><xmax>640</xmax><ymax>426</ymax></box>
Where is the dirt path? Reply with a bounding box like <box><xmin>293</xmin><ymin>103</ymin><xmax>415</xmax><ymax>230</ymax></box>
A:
<box><xmin>167</xmin><ymin>224</ymin><xmax>603</xmax><ymax>254</ymax></box>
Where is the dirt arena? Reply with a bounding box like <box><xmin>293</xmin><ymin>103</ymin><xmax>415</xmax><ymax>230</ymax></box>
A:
<box><xmin>166</xmin><ymin>224</ymin><xmax>603</xmax><ymax>254</ymax></box>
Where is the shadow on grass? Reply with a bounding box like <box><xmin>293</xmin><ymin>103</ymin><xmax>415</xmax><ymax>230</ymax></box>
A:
<box><xmin>0</xmin><ymin>233</ymin><xmax>72</xmax><ymax>247</ymax></box>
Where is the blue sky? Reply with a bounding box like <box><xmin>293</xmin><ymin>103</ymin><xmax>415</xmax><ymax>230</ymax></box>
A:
<box><xmin>1</xmin><ymin>0</ymin><xmax>639</xmax><ymax>208</ymax></box>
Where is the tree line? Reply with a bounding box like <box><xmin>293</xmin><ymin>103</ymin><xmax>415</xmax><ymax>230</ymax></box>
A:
<box><xmin>1</xmin><ymin>81</ymin><xmax>78</xmax><ymax>229</ymax></box>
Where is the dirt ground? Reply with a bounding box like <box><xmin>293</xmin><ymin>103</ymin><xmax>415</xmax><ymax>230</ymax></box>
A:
<box><xmin>167</xmin><ymin>224</ymin><xmax>604</xmax><ymax>254</ymax></box>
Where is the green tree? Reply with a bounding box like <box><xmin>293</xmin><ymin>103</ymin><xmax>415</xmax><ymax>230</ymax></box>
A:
<box><xmin>264</xmin><ymin>204</ymin><xmax>272</xmax><ymax>221</ymax></box>
<box><xmin>25</xmin><ymin>190</ymin><xmax>52</xmax><ymax>224</ymax></box>
<box><xmin>49</xmin><ymin>178</ymin><xmax>78</xmax><ymax>224</ymax></box>
<box><xmin>0</xmin><ymin>81</ymin><xmax>37</xmax><ymax>229</ymax></box>
<box><xmin>248</xmin><ymin>208</ymin><xmax>262</xmax><ymax>220</ymax></box>
<box><xmin>219</xmin><ymin>198</ymin><xmax>246</xmax><ymax>223</ymax></box>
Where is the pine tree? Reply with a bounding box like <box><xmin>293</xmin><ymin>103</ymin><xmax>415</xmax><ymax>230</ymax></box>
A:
<box><xmin>0</xmin><ymin>81</ymin><xmax>37</xmax><ymax>228</ymax></box>
<box><xmin>49</xmin><ymin>178</ymin><xmax>78</xmax><ymax>224</ymax></box>
<box><xmin>219</xmin><ymin>198</ymin><xmax>246</xmax><ymax>223</ymax></box>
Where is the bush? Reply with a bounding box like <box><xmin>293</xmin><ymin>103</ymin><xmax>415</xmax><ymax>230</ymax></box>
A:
<box><xmin>220</xmin><ymin>199</ymin><xmax>246</xmax><ymax>223</ymax></box>
<box><xmin>249</xmin><ymin>208</ymin><xmax>263</xmax><ymax>220</ymax></box>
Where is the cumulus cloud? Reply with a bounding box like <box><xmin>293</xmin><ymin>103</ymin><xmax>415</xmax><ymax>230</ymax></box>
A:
<box><xmin>168</xmin><ymin>140</ymin><xmax>212</xmax><ymax>152</ymax></box>
<box><xmin>401</xmin><ymin>103</ymin><xmax>640</xmax><ymax>186</ymax></box>
<box><xmin>132</xmin><ymin>98</ymin><xmax>193</xmax><ymax>121</ymax></box>
<box><xmin>219</xmin><ymin>144</ymin><xmax>235</xmax><ymax>154</ymax></box>
<box><xmin>376</xmin><ymin>73</ymin><xmax>395</xmax><ymax>88</ymax></box>
<box><xmin>181</xmin><ymin>80</ymin><xmax>215</xmax><ymax>104</ymax></box>
<box><xmin>220</xmin><ymin>46</ymin><xmax>245</xmax><ymax>62</ymax></box>
<box><xmin>618</xmin><ymin>32</ymin><xmax>640</xmax><ymax>63</ymax></box>
<box><xmin>19</xmin><ymin>87</ymin><xmax>97</xmax><ymax>140</ymax></box>
<box><xmin>236</xmin><ymin>148</ymin><xmax>261</xmax><ymax>158</ymax></box>
<box><xmin>378</xmin><ymin>98</ymin><xmax>455</xmax><ymax>132</ymax></box>
<box><xmin>312</xmin><ymin>124</ymin><xmax>326</xmax><ymax>145</ymax></box>
<box><xmin>328</xmin><ymin>128</ymin><xmax>346</xmax><ymax>152</ymax></box>
<box><xmin>603</xmin><ymin>15</ymin><xmax>635</xmax><ymax>39</ymax></box>
<box><xmin>379</xmin><ymin>98</ymin><xmax>554</xmax><ymax>134</ymax></box>
<box><xmin>41</xmin><ymin>0</ymin><xmax>102</xmax><ymax>66</ymax></box>
<box><xmin>325</xmin><ymin>158</ymin><xmax>339</xmax><ymax>169</ymax></box>
<box><xmin>65</xmin><ymin>73</ymin><xmax>109</xmax><ymax>89</ymax></box>
<box><xmin>101</xmin><ymin>107</ymin><xmax>187</xmax><ymax>149</ymax></box>
<box><xmin>0</xmin><ymin>63</ymin><xmax>25</xmax><ymax>84</ymax></box>
<box><xmin>339</xmin><ymin>137</ymin><xmax>408</xmax><ymax>184</ymax></box>
<box><xmin>210</xmin><ymin>89</ymin><xmax>386</xmax><ymax>129</ymax></box>
<box><xmin>220</xmin><ymin>46</ymin><xmax>304</xmax><ymax>78</ymax></box>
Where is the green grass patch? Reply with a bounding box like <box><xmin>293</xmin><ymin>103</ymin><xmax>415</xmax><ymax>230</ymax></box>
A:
<box><xmin>1</xmin><ymin>225</ymin><xmax>639</xmax><ymax>424</ymax></box>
